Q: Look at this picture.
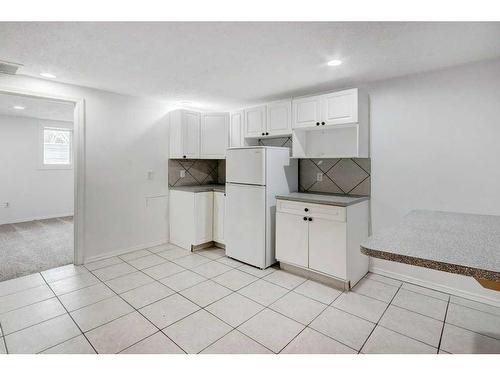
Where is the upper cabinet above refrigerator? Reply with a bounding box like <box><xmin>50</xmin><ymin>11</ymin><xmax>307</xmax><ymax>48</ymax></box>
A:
<box><xmin>240</xmin><ymin>99</ymin><xmax>292</xmax><ymax>140</ymax></box>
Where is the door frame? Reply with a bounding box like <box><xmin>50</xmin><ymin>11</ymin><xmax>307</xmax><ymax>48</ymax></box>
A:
<box><xmin>0</xmin><ymin>85</ymin><xmax>86</xmax><ymax>265</ymax></box>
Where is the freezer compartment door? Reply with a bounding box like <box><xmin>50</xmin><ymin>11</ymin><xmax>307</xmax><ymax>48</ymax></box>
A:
<box><xmin>225</xmin><ymin>183</ymin><xmax>266</xmax><ymax>268</ymax></box>
<box><xmin>226</xmin><ymin>148</ymin><xmax>266</xmax><ymax>185</ymax></box>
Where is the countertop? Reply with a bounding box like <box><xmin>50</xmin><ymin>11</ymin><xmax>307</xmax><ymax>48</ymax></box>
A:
<box><xmin>275</xmin><ymin>192</ymin><xmax>369</xmax><ymax>207</ymax></box>
<box><xmin>361</xmin><ymin>210</ymin><xmax>500</xmax><ymax>282</ymax></box>
<box><xmin>169</xmin><ymin>184</ymin><xmax>225</xmax><ymax>193</ymax></box>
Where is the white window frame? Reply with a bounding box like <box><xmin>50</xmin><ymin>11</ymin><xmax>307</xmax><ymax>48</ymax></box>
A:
<box><xmin>38</xmin><ymin>123</ymin><xmax>74</xmax><ymax>170</ymax></box>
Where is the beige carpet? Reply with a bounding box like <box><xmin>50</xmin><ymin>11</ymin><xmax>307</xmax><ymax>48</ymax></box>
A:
<box><xmin>0</xmin><ymin>217</ymin><xmax>73</xmax><ymax>282</ymax></box>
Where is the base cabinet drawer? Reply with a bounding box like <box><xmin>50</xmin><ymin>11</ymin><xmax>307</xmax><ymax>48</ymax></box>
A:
<box><xmin>275</xmin><ymin>212</ymin><xmax>308</xmax><ymax>268</ymax></box>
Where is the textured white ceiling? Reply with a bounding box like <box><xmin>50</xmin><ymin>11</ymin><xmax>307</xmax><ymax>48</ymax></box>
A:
<box><xmin>1</xmin><ymin>22</ymin><xmax>500</xmax><ymax>110</ymax></box>
<box><xmin>0</xmin><ymin>92</ymin><xmax>74</xmax><ymax>122</ymax></box>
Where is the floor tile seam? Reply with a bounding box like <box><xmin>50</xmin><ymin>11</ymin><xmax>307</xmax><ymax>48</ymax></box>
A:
<box><xmin>39</xmin><ymin>272</ymin><xmax>98</xmax><ymax>354</ymax></box>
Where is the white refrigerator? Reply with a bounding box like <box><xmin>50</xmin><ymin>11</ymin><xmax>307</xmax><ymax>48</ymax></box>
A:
<box><xmin>225</xmin><ymin>147</ymin><xmax>297</xmax><ymax>269</ymax></box>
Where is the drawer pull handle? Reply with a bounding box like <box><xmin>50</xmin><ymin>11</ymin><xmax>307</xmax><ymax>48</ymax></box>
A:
<box><xmin>304</xmin><ymin>208</ymin><xmax>309</xmax><ymax>212</ymax></box>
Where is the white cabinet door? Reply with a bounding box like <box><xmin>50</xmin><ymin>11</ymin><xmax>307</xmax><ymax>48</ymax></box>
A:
<box><xmin>212</xmin><ymin>192</ymin><xmax>225</xmax><ymax>244</ymax></box>
<box><xmin>200</xmin><ymin>112</ymin><xmax>228</xmax><ymax>159</ymax></box>
<box><xmin>194</xmin><ymin>192</ymin><xmax>213</xmax><ymax>245</ymax></box>
<box><xmin>182</xmin><ymin>110</ymin><xmax>201</xmax><ymax>159</ymax></box>
<box><xmin>169</xmin><ymin>111</ymin><xmax>182</xmax><ymax>158</ymax></box>
<box><xmin>267</xmin><ymin>100</ymin><xmax>292</xmax><ymax>136</ymax></box>
<box><xmin>322</xmin><ymin>88</ymin><xmax>358</xmax><ymax>125</ymax></box>
<box><xmin>308</xmin><ymin>217</ymin><xmax>347</xmax><ymax>279</ymax></box>
<box><xmin>245</xmin><ymin>105</ymin><xmax>267</xmax><ymax>138</ymax></box>
<box><xmin>169</xmin><ymin>190</ymin><xmax>195</xmax><ymax>250</ymax></box>
<box><xmin>275</xmin><ymin>212</ymin><xmax>308</xmax><ymax>268</ymax></box>
<box><xmin>229</xmin><ymin>111</ymin><xmax>244</xmax><ymax>148</ymax></box>
<box><xmin>292</xmin><ymin>95</ymin><xmax>322</xmax><ymax>129</ymax></box>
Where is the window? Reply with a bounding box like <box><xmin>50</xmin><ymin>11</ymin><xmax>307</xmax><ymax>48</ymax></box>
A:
<box><xmin>40</xmin><ymin>126</ymin><xmax>73</xmax><ymax>168</ymax></box>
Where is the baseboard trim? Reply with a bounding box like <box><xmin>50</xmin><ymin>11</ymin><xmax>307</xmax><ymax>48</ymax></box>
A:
<box><xmin>84</xmin><ymin>239</ymin><xmax>168</xmax><ymax>264</ymax></box>
<box><xmin>370</xmin><ymin>266</ymin><xmax>500</xmax><ymax>308</ymax></box>
<box><xmin>2</xmin><ymin>213</ymin><xmax>74</xmax><ymax>225</ymax></box>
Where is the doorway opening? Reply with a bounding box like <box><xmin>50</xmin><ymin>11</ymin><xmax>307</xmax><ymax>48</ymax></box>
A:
<box><xmin>0</xmin><ymin>90</ymin><xmax>83</xmax><ymax>281</ymax></box>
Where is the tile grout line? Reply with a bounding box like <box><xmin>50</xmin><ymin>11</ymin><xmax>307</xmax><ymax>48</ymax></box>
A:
<box><xmin>358</xmin><ymin>282</ymin><xmax>403</xmax><ymax>354</ymax></box>
<box><xmin>437</xmin><ymin>296</ymin><xmax>450</xmax><ymax>353</ymax></box>
<box><xmin>38</xmin><ymin>272</ymin><xmax>98</xmax><ymax>354</ymax></box>
<box><xmin>0</xmin><ymin>322</ymin><xmax>8</xmax><ymax>354</ymax></box>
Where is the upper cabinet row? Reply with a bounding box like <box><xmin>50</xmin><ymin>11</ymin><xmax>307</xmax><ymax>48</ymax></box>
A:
<box><xmin>170</xmin><ymin>88</ymin><xmax>369</xmax><ymax>159</ymax></box>
<box><xmin>169</xmin><ymin>109</ymin><xmax>228</xmax><ymax>159</ymax></box>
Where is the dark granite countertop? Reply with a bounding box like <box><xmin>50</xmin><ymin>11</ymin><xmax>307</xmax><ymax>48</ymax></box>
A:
<box><xmin>169</xmin><ymin>184</ymin><xmax>225</xmax><ymax>193</ymax></box>
<box><xmin>276</xmin><ymin>192</ymin><xmax>369</xmax><ymax>207</ymax></box>
<box><xmin>361</xmin><ymin>210</ymin><xmax>500</xmax><ymax>282</ymax></box>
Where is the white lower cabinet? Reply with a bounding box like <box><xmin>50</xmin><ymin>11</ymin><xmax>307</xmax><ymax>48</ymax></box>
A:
<box><xmin>213</xmin><ymin>191</ymin><xmax>225</xmax><ymax>244</ymax></box>
<box><xmin>169</xmin><ymin>189</ymin><xmax>224</xmax><ymax>250</ymax></box>
<box><xmin>275</xmin><ymin>199</ymin><xmax>368</xmax><ymax>287</ymax></box>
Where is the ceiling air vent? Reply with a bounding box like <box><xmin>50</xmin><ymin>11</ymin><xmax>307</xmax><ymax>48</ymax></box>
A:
<box><xmin>0</xmin><ymin>59</ymin><xmax>23</xmax><ymax>75</ymax></box>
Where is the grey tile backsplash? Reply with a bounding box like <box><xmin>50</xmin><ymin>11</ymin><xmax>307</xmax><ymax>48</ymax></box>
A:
<box><xmin>169</xmin><ymin>137</ymin><xmax>370</xmax><ymax>196</ymax></box>
<box><xmin>169</xmin><ymin>159</ymin><xmax>225</xmax><ymax>187</ymax></box>
<box><xmin>258</xmin><ymin>136</ymin><xmax>371</xmax><ymax>196</ymax></box>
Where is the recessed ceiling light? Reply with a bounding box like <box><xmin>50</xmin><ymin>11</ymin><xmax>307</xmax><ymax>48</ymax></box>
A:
<box><xmin>40</xmin><ymin>72</ymin><xmax>56</xmax><ymax>78</ymax></box>
<box><xmin>13</xmin><ymin>105</ymin><xmax>25</xmax><ymax>110</ymax></box>
<box><xmin>327</xmin><ymin>59</ymin><xmax>342</xmax><ymax>67</ymax></box>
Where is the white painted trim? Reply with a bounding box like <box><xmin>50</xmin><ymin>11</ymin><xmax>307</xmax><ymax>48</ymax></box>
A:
<box><xmin>1</xmin><ymin>213</ymin><xmax>74</xmax><ymax>225</ymax></box>
<box><xmin>370</xmin><ymin>266</ymin><xmax>500</xmax><ymax>308</ymax></box>
<box><xmin>83</xmin><ymin>239</ymin><xmax>168</xmax><ymax>264</ymax></box>
<box><xmin>0</xmin><ymin>84</ymin><xmax>85</xmax><ymax>266</ymax></box>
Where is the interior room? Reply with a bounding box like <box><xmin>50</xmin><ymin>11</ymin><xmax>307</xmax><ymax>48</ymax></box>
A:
<box><xmin>0</xmin><ymin>93</ymin><xmax>74</xmax><ymax>281</ymax></box>
<box><xmin>0</xmin><ymin>20</ymin><xmax>499</xmax><ymax>357</ymax></box>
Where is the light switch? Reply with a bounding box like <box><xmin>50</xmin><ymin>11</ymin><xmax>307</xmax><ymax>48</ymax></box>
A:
<box><xmin>147</xmin><ymin>171</ymin><xmax>155</xmax><ymax>180</ymax></box>
<box><xmin>180</xmin><ymin>170</ymin><xmax>186</xmax><ymax>178</ymax></box>
<box><xmin>316</xmin><ymin>173</ymin><xmax>323</xmax><ymax>182</ymax></box>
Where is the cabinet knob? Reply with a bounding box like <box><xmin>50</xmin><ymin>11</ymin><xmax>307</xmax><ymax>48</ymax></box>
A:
<box><xmin>265</xmin><ymin>132</ymin><xmax>269</xmax><ymax>135</ymax></box>
<box><xmin>304</xmin><ymin>208</ymin><xmax>309</xmax><ymax>212</ymax></box>
<box><xmin>261</xmin><ymin>132</ymin><xmax>265</xmax><ymax>136</ymax></box>
<box><xmin>321</xmin><ymin>122</ymin><xmax>325</xmax><ymax>125</ymax></box>
<box><xmin>308</xmin><ymin>217</ymin><xmax>313</xmax><ymax>222</ymax></box>
<box><xmin>183</xmin><ymin>155</ymin><xmax>186</xmax><ymax>159</ymax></box>
<box><xmin>316</xmin><ymin>122</ymin><xmax>320</xmax><ymax>126</ymax></box>
<box><xmin>303</xmin><ymin>217</ymin><xmax>307</xmax><ymax>221</ymax></box>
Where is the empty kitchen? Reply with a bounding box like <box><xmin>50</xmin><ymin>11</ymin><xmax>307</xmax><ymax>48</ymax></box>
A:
<box><xmin>0</xmin><ymin>6</ymin><xmax>500</xmax><ymax>370</ymax></box>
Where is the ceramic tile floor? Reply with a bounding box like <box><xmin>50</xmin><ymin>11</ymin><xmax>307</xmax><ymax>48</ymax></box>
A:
<box><xmin>1</xmin><ymin>242</ymin><xmax>499</xmax><ymax>354</ymax></box>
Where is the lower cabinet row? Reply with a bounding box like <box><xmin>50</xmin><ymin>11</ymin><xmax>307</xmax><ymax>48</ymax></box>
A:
<box><xmin>275</xmin><ymin>199</ymin><xmax>369</xmax><ymax>287</ymax></box>
<box><xmin>169</xmin><ymin>189</ymin><xmax>225</xmax><ymax>250</ymax></box>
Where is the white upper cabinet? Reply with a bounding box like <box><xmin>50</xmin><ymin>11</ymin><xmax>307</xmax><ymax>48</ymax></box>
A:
<box><xmin>229</xmin><ymin>110</ymin><xmax>245</xmax><ymax>148</ymax></box>
<box><xmin>266</xmin><ymin>100</ymin><xmax>292</xmax><ymax>136</ymax></box>
<box><xmin>200</xmin><ymin>112</ymin><xmax>228</xmax><ymax>159</ymax></box>
<box><xmin>322</xmin><ymin>88</ymin><xmax>358</xmax><ymax>125</ymax></box>
<box><xmin>243</xmin><ymin>100</ymin><xmax>293</xmax><ymax>139</ymax></box>
<box><xmin>292</xmin><ymin>88</ymin><xmax>363</xmax><ymax>129</ymax></box>
<box><xmin>169</xmin><ymin>109</ymin><xmax>200</xmax><ymax>159</ymax></box>
<box><xmin>245</xmin><ymin>105</ymin><xmax>267</xmax><ymax>138</ymax></box>
<box><xmin>291</xmin><ymin>88</ymin><xmax>369</xmax><ymax>158</ymax></box>
<box><xmin>292</xmin><ymin>95</ymin><xmax>322</xmax><ymax>129</ymax></box>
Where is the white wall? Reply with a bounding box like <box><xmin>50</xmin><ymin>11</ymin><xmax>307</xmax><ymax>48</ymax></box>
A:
<box><xmin>0</xmin><ymin>75</ymin><xmax>170</xmax><ymax>262</ymax></box>
<box><xmin>367</xmin><ymin>58</ymin><xmax>500</xmax><ymax>305</ymax></box>
<box><xmin>0</xmin><ymin>115</ymin><xmax>73</xmax><ymax>224</ymax></box>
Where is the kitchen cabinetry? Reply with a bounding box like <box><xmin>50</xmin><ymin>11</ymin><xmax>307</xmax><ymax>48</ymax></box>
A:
<box><xmin>169</xmin><ymin>188</ymin><xmax>225</xmax><ymax>250</ymax></box>
<box><xmin>275</xmin><ymin>198</ymin><xmax>369</xmax><ymax>287</ymax></box>
<box><xmin>212</xmin><ymin>191</ymin><xmax>225</xmax><ymax>244</ymax></box>
<box><xmin>242</xmin><ymin>100</ymin><xmax>292</xmax><ymax>139</ymax></box>
<box><xmin>229</xmin><ymin>110</ymin><xmax>245</xmax><ymax>148</ymax></box>
<box><xmin>291</xmin><ymin>88</ymin><xmax>369</xmax><ymax>158</ymax></box>
<box><xmin>200</xmin><ymin>112</ymin><xmax>228</xmax><ymax>159</ymax></box>
<box><xmin>169</xmin><ymin>109</ymin><xmax>201</xmax><ymax>159</ymax></box>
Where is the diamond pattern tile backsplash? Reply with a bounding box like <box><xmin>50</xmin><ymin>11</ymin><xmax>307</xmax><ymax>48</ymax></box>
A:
<box><xmin>168</xmin><ymin>159</ymin><xmax>226</xmax><ymax>187</ymax></box>
<box><xmin>258</xmin><ymin>136</ymin><xmax>371</xmax><ymax>196</ymax></box>
<box><xmin>169</xmin><ymin>137</ymin><xmax>370</xmax><ymax>196</ymax></box>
